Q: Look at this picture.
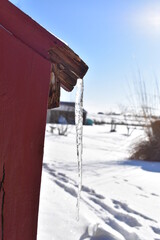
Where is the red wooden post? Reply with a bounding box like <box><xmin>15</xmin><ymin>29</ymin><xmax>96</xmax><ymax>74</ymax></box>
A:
<box><xmin>0</xmin><ymin>25</ymin><xmax>51</xmax><ymax>240</ymax></box>
<box><xmin>0</xmin><ymin>1</ymin><xmax>88</xmax><ymax>240</ymax></box>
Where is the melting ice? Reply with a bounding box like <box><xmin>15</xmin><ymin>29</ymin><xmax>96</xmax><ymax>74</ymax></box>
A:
<box><xmin>75</xmin><ymin>78</ymin><xmax>84</xmax><ymax>220</ymax></box>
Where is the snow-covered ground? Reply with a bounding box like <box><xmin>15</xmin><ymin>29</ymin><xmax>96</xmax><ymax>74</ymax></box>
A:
<box><xmin>37</xmin><ymin>124</ymin><xmax>160</xmax><ymax>240</ymax></box>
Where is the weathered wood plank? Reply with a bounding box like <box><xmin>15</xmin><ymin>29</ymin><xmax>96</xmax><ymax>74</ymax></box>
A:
<box><xmin>48</xmin><ymin>64</ymin><xmax>61</xmax><ymax>109</ymax></box>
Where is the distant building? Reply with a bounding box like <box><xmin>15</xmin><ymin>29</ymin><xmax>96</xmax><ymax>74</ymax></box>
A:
<box><xmin>47</xmin><ymin>101</ymin><xmax>87</xmax><ymax>124</ymax></box>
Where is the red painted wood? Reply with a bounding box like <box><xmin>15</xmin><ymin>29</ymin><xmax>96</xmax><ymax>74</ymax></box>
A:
<box><xmin>0</xmin><ymin>1</ymin><xmax>88</xmax><ymax>83</ymax></box>
<box><xmin>0</xmin><ymin>0</ymin><xmax>64</xmax><ymax>61</ymax></box>
<box><xmin>0</xmin><ymin>25</ymin><xmax>51</xmax><ymax>240</ymax></box>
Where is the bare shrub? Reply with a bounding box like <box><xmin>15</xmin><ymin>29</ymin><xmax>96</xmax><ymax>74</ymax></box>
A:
<box><xmin>130</xmin><ymin>119</ymin><xmax>160</xmax><ymax>162</ymax></box>
<box><xmin>57</xmin><ymin>124</ymin><xmax>68</xmax><ymax>136</ymax></box>
<box><xmin>129</xmin><ymin>71</ymin><xmax>160</xmax><ymax>161</ymax></box>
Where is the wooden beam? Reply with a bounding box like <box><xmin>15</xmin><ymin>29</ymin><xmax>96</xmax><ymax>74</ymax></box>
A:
<box><xmin>49</xmin><ymin>46</ymin><xmax>88</xmax><ymax>79</ymax></box>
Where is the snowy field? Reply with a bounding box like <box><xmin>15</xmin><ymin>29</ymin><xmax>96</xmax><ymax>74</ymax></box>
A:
<box><xmin>37</xmin><ymin>124</ymin><xmax>160</xmax><ymax>240</ymax></box>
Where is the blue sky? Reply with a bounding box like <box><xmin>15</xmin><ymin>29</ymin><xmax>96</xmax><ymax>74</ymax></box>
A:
<box><xmin>10</xmin><ymin>0</ymin><xmax>160</xmax><ymax>112</ymax></box>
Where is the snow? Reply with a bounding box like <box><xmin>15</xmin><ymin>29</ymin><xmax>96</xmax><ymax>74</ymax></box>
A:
<box><xmin>37</xmin><ymin>123</ymin><xmax>160</xmax><ymax>240</ymax></box>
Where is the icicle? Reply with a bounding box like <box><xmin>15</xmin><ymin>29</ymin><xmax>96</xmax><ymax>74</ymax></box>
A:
<box><xmin>75</xmin><ymin>78</ymin><xmax>84</xmax><ymax>221</ymax></box>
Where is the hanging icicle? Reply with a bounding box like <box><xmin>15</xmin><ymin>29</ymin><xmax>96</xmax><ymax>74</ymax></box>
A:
<box><xmin>75</xmin><ymin>78</ymin><xmax>84</xmax><ymax>221</ymax></box>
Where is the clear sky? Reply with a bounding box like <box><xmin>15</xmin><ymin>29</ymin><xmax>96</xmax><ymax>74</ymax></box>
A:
<box><xmin>9</xmin><ymin>0</ymin><xmax>160</xmax><ymax>113</ymax></box>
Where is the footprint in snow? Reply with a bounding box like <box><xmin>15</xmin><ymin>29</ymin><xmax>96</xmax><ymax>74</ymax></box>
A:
<box><xmin>112</xmin><ymin>199</ymin><xmax>157</xmax><ymax>223</ymax></box>
<box><xmin>151</xmin><ymin>193</ymin><xmax>159</xmax><ymax>197</ymax></box>
<box><xmin>151</xmin><ymin>226</ymin><xmax>160</xmax><ymax>235</ymax></box>
<box><xmin>80</xmin><ymin>223</ymin><xmax>125</xmax><ymax>240</ymax></box>
<box><xmin>82</xmin><ymin>185</ymin><xmax>105</xmax><ymax>200</ymax></box>
<box><xmin>57</xmin><ymin>176</ymin><xmax>69</xmax><ymax>183</ymax></box>
<box><xmin>57</xmin><ymin>172</ymin><xmax>66</xmax><ymax>177</ymax></box>
<box><xmin>123</xmin><ymin>179</ymin><xmax>128</xmax><ymax>182</ymax></box>
<box><xmin>136</xmin><ymin>186</ymin><xmax>143</xmax><ymax>191</ymax></box>
<box><xmin>137</xmin><ymin>194</ymin><xmax>148</xmax><ymax>198</ymax></box>
<box><xmin>115</xmin><ymin>181</ymin><xmax>120</xmax><ymax>184</ymax></box>
<box><xmin>90</xmin><ymin>197</ymin><xmax>141</xmax><ymax>228</ymax></box>
<box><xmin>54</xmin><ymin>180</ymin><xmax>77</xmax><ymax>197</ymax></box>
